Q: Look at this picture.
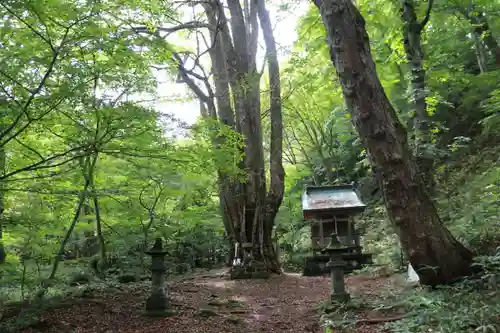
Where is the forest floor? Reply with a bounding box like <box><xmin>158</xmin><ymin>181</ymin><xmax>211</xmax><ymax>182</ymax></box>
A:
<box><xmin>17</xmin><ymin>269</ymin><xmax>407</xmax><ymax>333</ymax></box>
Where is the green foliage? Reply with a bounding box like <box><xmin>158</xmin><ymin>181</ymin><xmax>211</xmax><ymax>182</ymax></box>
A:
<box><xmin>274</xmin><ymin>165</ymin><xmax>311</xmax><ymax>270</ymax></box>
<box><xmin>0</xmin><ymin>0</ymin><xmax>499</xmax><ymax>331</ymax></box>
<box><xmin>190</xmin><ymin>117</ymin><xmax>246</xmax><ymax>180</ymax></box>
<box><xmin>279</xmin><ymin>5</ymin><xmax>366</xmax><ymax>187</ymax></box>
<box><xmin>358</xmin><ymin>205</ymin><xmax>402</xmax><ymax>267</ymax></box>
<box><xmin>0</xmin><ymin>0</ymin><xmax>235</xmax><ymax>306</ymax></box>
<box><xmin>480</xmin><ymin>87</ymin><xmax>500</xmax><ymax>136</ymax></box>
<box><xmin>386</xmin><ymin>251</ymin><xmax>500</xmax><ymax>333</ymax></box>
<box><xmin>278</xmin><ymin>2</ymin><xmax>500</xmax><ymax>331</ymax></box>
<box><xmin>277</xmin><ymin>0</ymin><xmax>500</xmax><ymax>267</ymax></box>
<box><xmin>437</xmin><ymin>147</ymin><xmax>500</xmax><ymax>254</ymax></box>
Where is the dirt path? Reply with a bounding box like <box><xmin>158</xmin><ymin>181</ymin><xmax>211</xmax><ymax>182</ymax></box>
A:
<box><xmin>20</xmin><ymin>271</ymin><xmax>399</xmax><ymax>333</ymax></box>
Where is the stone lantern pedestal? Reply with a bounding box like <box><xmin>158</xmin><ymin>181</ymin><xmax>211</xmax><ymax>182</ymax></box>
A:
<box><xmin>145</xmin><ymin>237</ymin><xmax>174</xmax><ymax>317</ymax></box>
<box><xmin>321</xmin><ymin>233</ymin><xmax>355</xmax><ymax>304</ymax></box>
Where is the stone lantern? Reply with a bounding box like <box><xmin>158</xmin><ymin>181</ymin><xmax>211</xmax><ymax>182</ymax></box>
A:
<box><xmin>144</xmin><ymin>237</ymin><xmax>173</xmax><ymax>316</ymax></box>
<box><xmin>321</xmin><ymin>232</ymin><xmax>355</xmax><ymax>304</ymax></box>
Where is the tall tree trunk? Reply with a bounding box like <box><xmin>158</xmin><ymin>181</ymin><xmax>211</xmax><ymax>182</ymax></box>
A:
<box><xmin>226</xmin><ymin>0</ymin><xmax>268</xmax><ymax>262</ymax></box>
<box><xmin>401</xmin><ymin>0</ymin><xmax>435</xmax><ymax>193</ymax></box>
<box><xmin>472</xmin><ymin>31</ymin><xmax>489</xmax><ymax>73</ymax></box>
<box><xmin>88</xmin><ymin>154</ymin><xmax>106</xmax><ymax>266</ymax></box>
<box><xmin>35</xmin><ymin>175</ymin><xmax>90</xmax><ymax>301</ymax></box>
<box><xmin>258</xmin><ymin>0</ymin><xmax>284</xmax><ymax>272</ymax></box>
<box><xmin>462</xmin><ymin>8</ymin><xmax>500</xmax><ymax>65</ymax></box>
<box><xmin>313</xmin><ymin>0</ymin><xmax>474</xmax><ymax>286</ymax></box>
<box><xmin>202</xmin><ymin>0</ymin><xmax>250</xmax><ymax>268</ymax></box>
<box><xmin>202</xmin><ymin>2</ymin><xmax>246</xmax><ymax>267</ymax></box>
<box><xmin>0</xmin><ymin>144</ymin><xmax>5</xmax><ymax>264</ymax></box>
<box><xmin>173</xmin><ymin>0</ymin><xmax>284</xmax><ymax>277</ymax></box>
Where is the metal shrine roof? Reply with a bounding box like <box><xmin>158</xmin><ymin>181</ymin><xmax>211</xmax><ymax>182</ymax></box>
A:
<box><xmin>301</xmin><ymin>185</ymin><xmax>366</xmax><ymax>213</ymax></box>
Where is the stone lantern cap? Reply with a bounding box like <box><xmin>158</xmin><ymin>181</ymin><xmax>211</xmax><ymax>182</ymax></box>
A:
<box><xmin>145</xmin><ymin>237</ymin><xmax>169</xmax><ymax>256</ymax></box>
<box><xmin>321</xmin><ymin>233</ymin><xmax>355</xmax><ymax>255</ymax></box>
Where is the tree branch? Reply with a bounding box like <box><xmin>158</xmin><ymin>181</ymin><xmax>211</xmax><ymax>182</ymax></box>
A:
<box><xmin>13</xmin><ymin>138</ymin><xmax>45</xmax><ymax>160</ymax></box>
<box><xmin>418</xmin><ymin>0</ymin><xmax>434</xmax><ymax>31</ymax></box>
<box><xmin>0</xmin><ymin>3</ymin><xmax>54</xmax><ymax>50</ymax></box>
<box><xmin>0</xmin><ymin>145</ymin><xmax>89</xmax><ymax>180</ymax></box>
<box><xmin>0</xmin><ymin>26</ymin><xmax>71</xmax><ymax>145</ymax></box>
<box><xmin>132</xmin><ymin>21</ymin><xmax>213</xmax><ymax>37</ymax></box>
<box><xmin>173</xmin><ymin>53</ymin><xmax>214</xmax><ymax>103</ymax></box>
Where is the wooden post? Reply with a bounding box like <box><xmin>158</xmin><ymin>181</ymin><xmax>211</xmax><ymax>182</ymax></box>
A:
<box><xmin>347</xmin><ymin>216</ymin><xmax>353</xmax><ymax>246</ymax></box>
<box><xmin>319</xmin><ymin>219</ymin><xmax>324</xmax><ymax>247</ymax></box>
<box><xmin>310</xmin><ymin>223</ymin><xmax>316</xmax><ymax>255</ymax></box>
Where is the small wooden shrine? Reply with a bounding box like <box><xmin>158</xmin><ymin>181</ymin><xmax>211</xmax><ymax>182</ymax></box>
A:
<box><xmin>302</xmin><ymin>184</ymin><xmax>373</xmax><ymax>276</ymax></box>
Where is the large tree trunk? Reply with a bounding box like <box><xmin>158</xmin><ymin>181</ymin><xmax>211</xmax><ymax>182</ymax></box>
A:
<box><xmin>226</xmin><ymin>0</ymin><xmax>267</xmax><ymax>263</ymax></box>
<box><xmin>175</xmin><ymin>0</ymin><xmax>284</xmax><ymax>277</ymax></box>
<box><xmin>313</xmin><ymin>0</ymin><xmax>474</xmax><ymax>286</ymax></box>
<box><xmin>401</xmin><ymin>0</ymin><xmax>434</xmax><ymax>193</ymax></box>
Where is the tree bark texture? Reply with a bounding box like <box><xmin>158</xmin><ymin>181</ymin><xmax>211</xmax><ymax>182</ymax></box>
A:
<box><xmin>178</xmin><ymin>0</ymin><xmax>284</xmax><ymax>276</ymax></box>
<box><xmin>313</xmin><ymin>0</ymin><xmax>474</xmax><ymax>286</ymax></box>
<box><xmin>400</xmin><ymin>0</ymin><xmax>434</xmax><ymax>193</ymax></box>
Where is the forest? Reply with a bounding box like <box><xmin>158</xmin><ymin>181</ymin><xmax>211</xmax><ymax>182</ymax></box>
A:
<box><xmin>0</xmin><ymin>0</ymin><xmax>499</xmax><ymax>332</ymax></box>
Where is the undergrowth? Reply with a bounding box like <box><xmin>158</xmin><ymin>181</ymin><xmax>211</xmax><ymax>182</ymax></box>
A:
<box><xmin>320</xmin><ymin>250</ymin><xmax>500</xmax><ymax>333</ymax></box>
<box><xmin>386</xmin><ymin>250</ymin><xmax>500</xmax><ymax>332</ymax></box>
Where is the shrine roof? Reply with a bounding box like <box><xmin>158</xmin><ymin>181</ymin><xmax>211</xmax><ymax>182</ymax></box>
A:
<box><xmin>301</xmin><ymin>185</ymin><xmax>366</xmax><ymax>213</ymax></box>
